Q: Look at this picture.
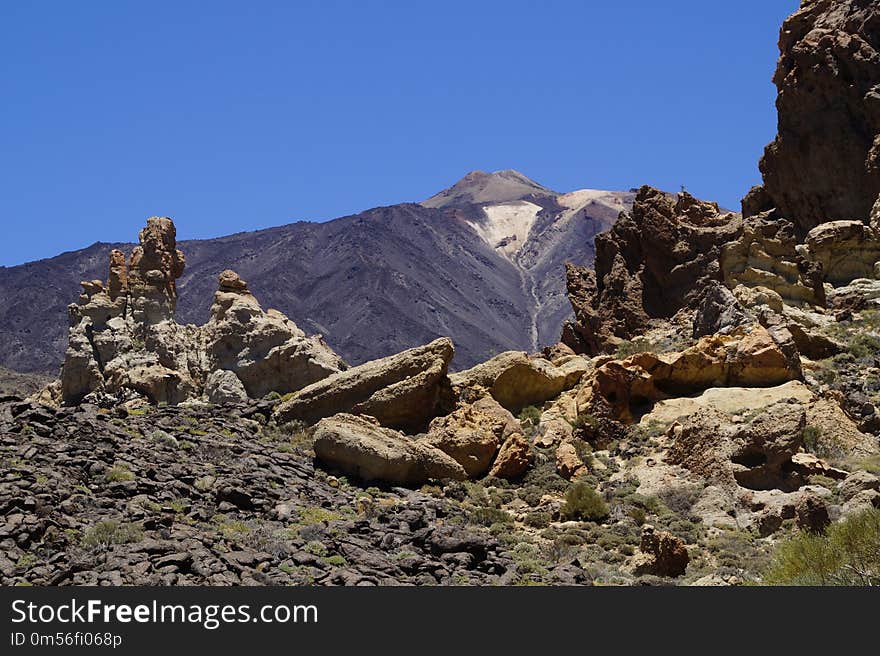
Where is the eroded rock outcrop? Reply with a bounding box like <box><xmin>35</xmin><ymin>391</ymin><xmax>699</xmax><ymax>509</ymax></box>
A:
<box><xmin>720</xmin><ymin>214</ymin><xmax>825</xmax><ymax>306</ymax></box>
<box><xmin>578</xmin><ymin>326</ymin><xmax>802</xmax><ymax>423</ymax></box>
<box><xmin>202</xmin><ymin>270</ymin><xmax>346</xmax><ymax>399</ymax></box>
<box><xmin>751</xmin><ymin>0</ymin><xmax>880</xmax><ymax>235</ymax></box>
<box><xmin>273</xmin><ymin>338</ymin><xmax>454</xmax><ymax>431</ymax></box>
<box><xmin>58</xmin><ymin>218</ymin><xmax>345</xmax><ymax>406</ymax></box>
<box><xmin>632</xmin><ymin>525</ymin><xmax>689</xmax><ymax>577</ymax></box>
<box><xmin>805</xmin><ymin>220</ymin><xmax>880</xmax><ymax>286</ymax></box>
<box><xmin>561</xmin><ymin>186</ymin><xmax>742</xmax><ymax>355</ymax></box>
<box><xmin>61</xmin><ymin>218</ymin><xmax>201</xmax><ymax>405</ymax></box>
<box><xmin>667</xmin><ymin>401</ymin><xmax>807</xmax><ymax>491</ymax></box>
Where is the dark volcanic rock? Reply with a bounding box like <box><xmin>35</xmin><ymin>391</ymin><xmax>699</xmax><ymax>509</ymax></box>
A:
<box><xmin>753</xmin><ymin>0</ymin><xmax>880</xmax><ymax>234</ymax></box>
<box><xmin>562</xmin><ymin>186</ymin><xmax>742</xmax><ymax>354</ymax></box>
<box><xmin>0</xmin><ymin>397</ymin><xmax>518</xmax><ymax>586</ymax></box>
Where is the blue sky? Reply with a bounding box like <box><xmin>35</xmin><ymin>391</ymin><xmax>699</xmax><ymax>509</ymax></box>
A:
<box><xmin>0</xmin><ymin>0</ymin><xmax>798</xmax><ymax>266</ymax></box>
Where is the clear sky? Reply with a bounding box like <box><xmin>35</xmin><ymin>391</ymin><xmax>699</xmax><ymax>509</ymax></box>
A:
<box><xmin>0</xmin><ymin>0</ymin><xmax>799</xmax><ymax>266</ymax></box>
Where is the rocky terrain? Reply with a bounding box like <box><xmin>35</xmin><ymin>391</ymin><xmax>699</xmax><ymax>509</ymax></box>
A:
<box><xmin>0</xmin><ymin>171</ymin><xmax>633</xmax><ymax>375</ymax></box>
<box><xmin>2</xmin><ymin>0</ymin><xmax>880</xmax><ymax>587</ymax></box>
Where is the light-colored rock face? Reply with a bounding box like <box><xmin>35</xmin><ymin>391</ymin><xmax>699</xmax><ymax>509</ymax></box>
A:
<box><xmin>805</xmin><ymin>220</ymin><xmax>880</xmax><ymax>286</ymax></box>
<box><xmin>205</xmin><ymin>369</ymin><xmax>248</xmax><ymax>405</ymax></box>
<box><xmin>59</xmin><ymin>219</ymin><xmax>345</xmax><ymax>406</ymax></box>
<box><xmin>488</xmin><ymin>433</ymin><xmax>532</xmax><ymax>479</ymax></box>
<box><xmin>273</xmin><ymin>338</ymin><xmax>454</xmax><ymax>431</ymax></box>
<box><xmin>423</xmin><ymin>395</ymin><xmax>523</xmax><ymax>477</ymax></box>
<box><xmin>312</xmin><ymin>413</ymin><xmax>467</xmax><ymax>485</ymax></box>
<box><xmin>202</xmin><ymin>270</ymin><xmax>346</xmax><ymax>399</ymax></box>
<box><xmin>805</xmin><ymin>397</ymin><xmax>879</xmax><ymax>459</ymax></box>
<box><xmin>555</xmin><ymin>442</ymin><xmax>587</xmax><ymax>480</ymax></box>
<box><xmin>128</xmin><ymin>217</ymin><xmax>186</xmax><ymax>324</ymax></box>
<box><xmin>468</xmin><ymin>201</ymin><xmax>542</xmax><ymax>259</ymax></box>
<box><xmin>449</xmin><ymin>351</ymin><xmax>588</xmax><ymax>412</ymax></box>
<box><xmin>720</xmin><ymin>214</ymin><xmax>824</xmax><ymax>306</ymax></box>
<box><xmin>579</xmin><ymin>326</ymin><xmax>801</xmax><ymax>424</ymax></box>
<box><xmin>667</xmin><ymin>401</ymin><xmax>807</xmax><ymax>492</ymax></box>
<box><xmin>639</xmin><ymin>381</ymin><xmax>815</xmax><ymax>426</ymax></box>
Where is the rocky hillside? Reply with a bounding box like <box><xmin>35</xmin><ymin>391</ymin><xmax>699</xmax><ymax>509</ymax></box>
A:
<box><xmin>3</xmin><ymin>0</ymin><xmax>880</xmax><ymax>588</ymax></box>
<box><xmin>0</xmin><ymin>172</ymin><xmax>633</xmax><ymax>375</ymax></box>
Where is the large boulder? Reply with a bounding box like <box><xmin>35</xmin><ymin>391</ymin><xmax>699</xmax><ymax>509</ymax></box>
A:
<box><xmin>633</xmin><ymin>525</ymin><xmax>689</xmax><ymax>578</ymax></box>
<box><xmin>274</xmin><ymin>338</ymin><xmax>455</xmax><ymax>431</ymax></box>
<box><xmin>805</xmin><ymin>396</ymin><xmax>879</xmax><ymax>458</ymax></box>
<box><xmin>805</xmin><ymin>220</ymin><xmax>880</xmax><ymax>286</ymax></box>
<box><xmin>750</xmin><ymin>0</ymin><xmax>880</xmax><ymax>235</ymax></box>
<box><xmin>488</xmin><ymin>433</ymin><xmax>532</xmax><ymax>479</ymax></box>
<box><xmin>449</xmin><ymin>351</ymin><xmax>587</xmax><ymax>411</ymax></box>
<box><xmin>202</xmin><ymin>270</ymin><xmax>346</xmax><ymax>398</ymax></box>
<box><xmin>423</xmin><ymin>395</ymin><xmax>521</xmax><ymax>477</ymax></box>
<box><xmin>312</xmin><ymin>414</ymin><xmax>466</xmax><ymax>485</ymax></box>
<box><xmin>204</xmin><ymin>369</ymin><xmax>248</xmax><ymax>405</ymax></box>
<box><xmin>691</xmin><ymin>281</ymin><xmax>752</xmax><ymax>338</ymax></box>
<box><xmin>667</xmin><ymin>401</ymin><xmax>806</xmax><ymax>492</ymax></box>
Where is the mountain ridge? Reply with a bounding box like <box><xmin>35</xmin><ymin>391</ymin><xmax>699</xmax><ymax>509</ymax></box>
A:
<box><xmin>0</xmin><ymin>171</ymin><xmax>633</xmax><ymax>374</ymax></box>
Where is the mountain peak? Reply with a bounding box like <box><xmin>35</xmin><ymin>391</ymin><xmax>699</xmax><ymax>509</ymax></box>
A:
<box><xmin>421</xmin><ymin>169</ymin><xmax>554</xmax><ymax>209</ymax></box>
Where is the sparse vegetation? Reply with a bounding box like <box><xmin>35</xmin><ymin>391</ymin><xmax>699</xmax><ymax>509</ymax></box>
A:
<box><xmin>561</xmin><ymin>483</ymin><xmax>609</xmax><ymax>522</ymax></box>
<box><xmin>763</xmin><ymin>509</ymin><xmax>880</xmax><ymax>585</ymax></box>
<box><xmin>614</xmin><ymin>338</ymin><xmax>655</xmax><ymax>359</ymax></box>
<box><xmin>104</xmin><ymin>464</ymin><xmax>134</xmax><ymax>483</ymax></box>
<box><xmin>81</xmin><ymin>521</ymin><xmax>143</xmax><ymax>548</ymax></box>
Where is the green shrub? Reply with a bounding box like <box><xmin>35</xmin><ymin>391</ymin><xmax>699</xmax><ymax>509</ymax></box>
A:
<box><xmin>561</xmin><ymin>483</ymin><xmax>609</xmax><ymax>522</ymax></box>
<box><xmin>518</xmin><ymin>405</ymin><xmax>542</xmax><ymax>425</ymax></box>
<box><xmin>524</xmin><ymin>511</ymin><xmax>552</xmax><ymax>528</ymax></box>
<box><xmin>657</xmin><ymin>485</ymin><xmax>701</xmax><ymax>516</ymax></box>
<box><xmin>762</xmin><ymin>509</ymin><xmax>880</xmax><ymax>585</ymax></box>
<box><xmin>81</xmin><ymin>521</ymin><xmax>143</xmax><ymax>548</ymax></box>
<box><xmin>803</xmin><ymin>425</ymin><xmax>823</xmax><ymax>453</ymax></box>
<box><xmin>470</xmin><ymin>507</ymin><xmax>512</xmax><ymax>527</ymax></box>
<box><xmin>848</xmin><ymin>333</ymin><xmax>880</xmax><ymax>361</ymax></box>
<box><xmin>571</xmin><ymin>413</ymin><xmax>600</xmax><ymax>431</ymax></box>
<box><xmin>104</xmin><ymin>464</ymin><xmax>134</xmax><ymax>483</ymax></box>
<box><xmin>614</xmin><ymin>338</ymin><xmax>654</xmax><ymax>359</ymax></box>
<box><xmin>628</xmin><ymin>507</ymin><xmax>647</xmax><ymax>526</ymax></box>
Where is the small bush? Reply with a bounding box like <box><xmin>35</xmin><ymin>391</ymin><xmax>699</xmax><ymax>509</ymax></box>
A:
<box><xmin>518</xmin><ymin>405</ymin><xmax>542</xmax><ymax>425</ymax></box>
<box><xmin>571</xmin><ymin>413</ymin><xmax>600</xmax><ymax>432</ymax></box>
<box><xmin>628</xmin><ymin>507</ymin><xmax>647</xmax><ymax>525</ymax></box>
<box><xmin>524</xmin><ymin>511</ymin><xmax>552</xmax><ymax>528</ymax></box>
<box><xmin>104</xmin><ymin>464</ymin><xmax>134</xmax><ymax>483</ymax></box>
<box><xmin>81</xmin><ymin>521</ymin><xmax>143</xmax><ymax>548</ymax></box>
<box><xmin>657</xmin><ymin>485</ymin><xmax>701</xmax><ymax>516</ymax></box>
<box><xmin>848</xmin><ymin>333</ymin><xmax>880</xmax><ymax>361</ymax></box>
<box><xmin>561</xmin><ymin>483</ymin><xmax>609</xmax><ymax>522</ymax></box>
<box><xmin>614</xmin><ymin>338</ymin><xmax>655</xmax><ymax>359</ymax></box>
<box><xmin>803</xmin><ymin>425</ymin><xmax>823</xmax><ymax>453</ymax></box>
<box><xmin>763</xmin><ymin>508</ymin><xmax>880</xmax><ymax>585</ymax></box>
<box><xmin>470</xmin><ymin>507</ymin><xmax>512</xmax><ymax>527</ymax></box>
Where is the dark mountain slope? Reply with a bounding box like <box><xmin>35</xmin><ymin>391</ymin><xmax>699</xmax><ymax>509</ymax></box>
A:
<box><xmin>0</xmin><ymin>171</ymin><xmax>633</xmax><ymax>375</ymax></box>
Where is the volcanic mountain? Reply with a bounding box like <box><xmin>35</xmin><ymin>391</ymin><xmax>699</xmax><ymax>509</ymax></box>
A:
<box><xmin>0</xmin><ymin>171</ymin><xmax>634</xmax><ymax>374</ymax></box>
